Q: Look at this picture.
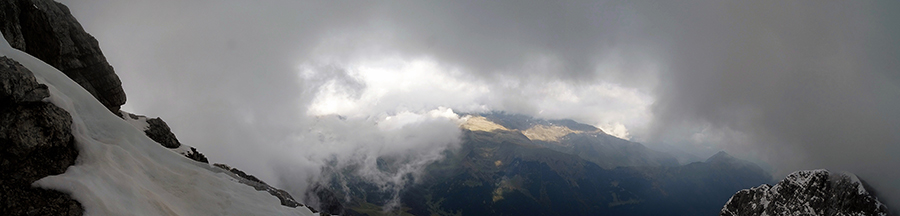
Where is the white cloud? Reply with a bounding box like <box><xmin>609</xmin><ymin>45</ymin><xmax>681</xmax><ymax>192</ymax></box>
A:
<box><xmin>599</xmin><ymin>122</ymin><xmax>632</xmax><ymax>140</ymax></box>
<box><xmin>300</xmin><ymin>54</ymin><xmax>656</xmax><ymax>140</ymax></box>
<box><xmin>276</xmin><ymin>107</ymin><xmax>464</xmax><ymax>209</ymax></box>
<box><xmin>302</xmin><ymin>57</ymin><xmax>490</xmax><ymax>117</ymax></box>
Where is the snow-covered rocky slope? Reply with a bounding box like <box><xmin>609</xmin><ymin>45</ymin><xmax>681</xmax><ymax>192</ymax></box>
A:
<box><xmin>0</xmin><ymin>33</ymin><xmax>316</xmax><ymax>216</ymax></box>
<box><xmin>721</xmin><ymin>169</ymin><xmax>889</xmax><ymax>216</ymax></box>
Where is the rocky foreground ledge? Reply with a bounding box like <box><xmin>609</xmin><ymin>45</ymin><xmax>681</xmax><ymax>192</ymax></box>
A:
<box><xmin>721</xmin><ymin>169</ymin><xmax>889</xmax><ymax>216</ymax></box>
<box><xmin>0</xmin><ymin>56</ymin><xmax>82</xmax><ymax>215</ymax></box>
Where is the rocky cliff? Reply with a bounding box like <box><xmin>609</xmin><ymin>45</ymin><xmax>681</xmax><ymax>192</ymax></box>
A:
<box><xmin>721</xmin><ymin>169</ymin><xmax>890</xmax><ymax>216</ymax></box>
<box><xmin>0</xmin><ymin>0</ymin><xmax>126</xmax><ymax>114</ymax></box>
<box><xmin>0</xmin><ymin>56</ymin><xmax>82</xmax><ymax>215</ymax></box>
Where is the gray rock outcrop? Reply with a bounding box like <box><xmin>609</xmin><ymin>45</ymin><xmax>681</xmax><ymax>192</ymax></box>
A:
<box><xmin>145</xmin><ymin>118</ymin><xmax>182</xmax><ymax>148</ymax></box>
<box><xmin>121</xmin><ymin>112</ymin><xmax>210</xmax><ymax>164</ymax></box>
<box><xmin>0</xmin><ymin>0</ymin><xmax>126</xmax><ymax>114</ymax></box>
<box><xmin>184</xmin><ymin>147</ymin><xmax>209</xmax><ymax>164</ymax></box>
<box><xmin>123</xmin><ymin>112</ymin><xmax>183</xmax><ymax>149</ymax></box>
<box><xmin>0</xmin><ymin>56</ymin><xmax>82</xmax><ymax>215</ymax></box>
<box><xmin>721</xmin><ymin>169</ymin><xmax>889</xmax><ymax>216</ymax></box>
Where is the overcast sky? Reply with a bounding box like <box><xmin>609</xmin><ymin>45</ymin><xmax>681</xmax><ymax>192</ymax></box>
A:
<box><xmin>58</xmin><ymin>0</ymin><xmax>899</xmax><ymax>207</ymax></box>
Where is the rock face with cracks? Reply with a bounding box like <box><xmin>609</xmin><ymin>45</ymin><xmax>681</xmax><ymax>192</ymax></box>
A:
<box><xmin>0</xmin><ymin>56</ymin><xmax>82</xmax><ymax>215</ymax></box>
<box><xmin>0</xmin><ymin>0</ymin><xmax>126</xmax><ymax>114</ymax></box>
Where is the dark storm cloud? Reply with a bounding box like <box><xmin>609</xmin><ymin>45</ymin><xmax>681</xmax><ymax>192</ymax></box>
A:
<box><xmin>636</xmin><ymin>1</ymin><xmax>900</xmax><ymax>205</ymax></box>
<box><xmin>58</xmin><ymin>0</ymin><xmax>899</xmax><ymax>208</ymax></box>
<box><xmin>375</xmin><ymin>1</ymin><xmax>627</xmax><ymax>81</ymax></box>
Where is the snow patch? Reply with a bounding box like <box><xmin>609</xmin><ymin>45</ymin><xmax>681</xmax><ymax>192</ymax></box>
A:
<box><xmin>120</xmin><ymin>110</ymin><xmax>150</xmax><ymax>131</ymax></box>
<box><xmin>170</xmin><ymin>144</ymin><xmax>195</xmax><ymax>157</ymax></box>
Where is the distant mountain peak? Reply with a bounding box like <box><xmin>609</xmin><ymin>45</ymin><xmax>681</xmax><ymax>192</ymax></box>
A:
<box><xmin>721</xmin><ymin>169</ymin><xmax>890</xmax><ymax>216</ymax></box>
<box><xmin>706</xmin><ymin>151</ymin><xmax>736</xmax><ymax>163</ymax></box>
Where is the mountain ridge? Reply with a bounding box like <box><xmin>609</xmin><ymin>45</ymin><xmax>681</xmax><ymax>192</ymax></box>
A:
<box><xmin>721</xmin><ymin>169</ymin><xmax>889</xmax><ymax>216</ymax></box>
<box><xmin>466</xmin><ymin>112</ymin><xmax>679</xmax><ymax>169</ymax></box>
<box><xmin>315</xmin><ymin>113</ymin><xmax>773</xmax><ymax>215</ymax></box>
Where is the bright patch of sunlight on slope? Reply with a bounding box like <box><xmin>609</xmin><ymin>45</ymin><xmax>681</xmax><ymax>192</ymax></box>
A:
<box><xmin>522</xmin><ymin>125</ymin><xmax>584</xmax><ymax>142</ymax></box>
<box><xmin>461</xmin><ymin>116</ymin><xmax>510</xmax><ymax>132</ymax></box>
